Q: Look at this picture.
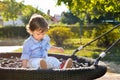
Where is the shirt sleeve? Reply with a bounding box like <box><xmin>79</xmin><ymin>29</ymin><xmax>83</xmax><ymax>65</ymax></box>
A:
<box><xmin>44</xmin><ymin>35</ymin><xmax>51</xmax><ymax>51</ymax></box>
<box><xmin>20</xmin><ymin>41</ymin><xmax>31</xmax><ymax>60</ymax></box>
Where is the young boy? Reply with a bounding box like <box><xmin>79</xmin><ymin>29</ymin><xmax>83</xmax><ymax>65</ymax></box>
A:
<box><xmin>20</xmin><ymin>14</ymin><xmax>72</xmax><ymax>69</ymax></box>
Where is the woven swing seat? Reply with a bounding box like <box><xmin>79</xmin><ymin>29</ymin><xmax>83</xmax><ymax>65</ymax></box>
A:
<box><xmin>0</xmin><ymin>52</ymin><xmax>107</xmax><ymax>80</ymax></box>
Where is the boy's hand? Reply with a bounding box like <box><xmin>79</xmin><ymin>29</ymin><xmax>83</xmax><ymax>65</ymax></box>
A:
<box><xmin>49</xmin><ymin>46</ymin><xmax>64</xmax><ymax>53</ymax></box>
<box><xmin>58</xmin><ymin>47</ymin><xmax>64</xmax><ymax>53</ymax></box>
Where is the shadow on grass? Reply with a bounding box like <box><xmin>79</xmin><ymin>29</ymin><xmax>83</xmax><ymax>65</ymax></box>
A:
<box><xmin>92</xmin><ymin>46</ymin><xmax>120</xmax><ymax>64</ymax></box>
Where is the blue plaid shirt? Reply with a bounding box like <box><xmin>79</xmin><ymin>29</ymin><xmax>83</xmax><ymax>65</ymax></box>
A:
<box><xmin>20</xmin><ymin>35</ymin><xmax>51</xmax><ymax>60</ymax></box>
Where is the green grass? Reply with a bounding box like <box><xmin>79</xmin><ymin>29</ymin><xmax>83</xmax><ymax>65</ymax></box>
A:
<box><xmin>101</xmin><ymin>46</ymin><xmax>120</xmax><ymax>64</ymax></box>
<box><xmin>63</xmin><ymin>38</ymin><xmax>104</xmax><ymax>57</ymax></box>
<box><xmin>64</xmin><ymin>38</ymin><xmax>120</xmax><ymax>63</ymax></box>
<box><xmin>14</xmin><ymin>48</ymin><xmax>22</xmax><ymax>52</ymax></box>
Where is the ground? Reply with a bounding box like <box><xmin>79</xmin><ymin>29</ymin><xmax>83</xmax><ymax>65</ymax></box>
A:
<box><xmin>97</xmin><ymin>72</ymin><xmax>120</xmax><ymax>80</ymax></box>
<box><xmin>96</xmin><ymin>62</ymin><xmax>120</xmax><ymax>80</ymax></box>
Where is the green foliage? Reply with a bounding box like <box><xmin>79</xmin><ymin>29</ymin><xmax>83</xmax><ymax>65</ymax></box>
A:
<box><xmin>21</xmin><ymin>5</ymin><xmax>37</xmax><ymax>25</ymax></box>
<box><xmin>83</xmin><ymin>30</ymin><xmax>91</xmax><ymax>38</ymax></box>
<box><xmin>48</xmin><ymin>26</ymin><xmax>74</xmax><ymax>46</ymax></box>
<box><xmin>61</xmin><ymin>11</ymin><xmax>80</xmax><ymax>24</ymax></box>
<box><xmin>0</xmin><ymin>26</ymin><xmax>29</xmax><ymax>38</ymax></box>
<box><xmin>57</xmin><ymin>0</ymin><xmax>120</xmax><ymax>22</ymax></box>
<box><xmin>21</xmin><ymin>5</ymin><xmax>50</xmax><ymax>25</ymax></box>
<box><xmin>0</xmin><ymin>0</ymin><xmax>50</xmax><ymax>26</ymax></box>
<box><xmin>92</xmin><ymin>12</ymin><xmax>120</xmax><ymax>25</ymax></box>
<box><xmin>102</xmin><ymin>45</ymin><xmax>120</xmax><ymax>63</ymax></box>
<box><xmin>69</xmin><ymin>26</ymin><xmax>80</xmax><ymax>37</ymax></box>
<box><xmin>0</xmin><ymin>1</ymin><xmax>7</xmax><ymax>12</ymax></box>
<box><xmin>92</xmin><ymin>24</ymin><xmax>120</xmax><ymax>47</ymax></box>
<box><xmin>1</xmin><ymin>0</ymin><xmax>23</xmax><ymax>23</ymax></box>
<box><xmin>91</xmin><ymin>28</ymin><xmax>96</xmax><ymax>38</ymax></box>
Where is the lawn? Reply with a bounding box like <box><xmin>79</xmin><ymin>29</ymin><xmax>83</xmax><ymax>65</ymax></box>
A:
<box><xmin>64</xmin><ymin>38</ymin><xmax>120</xmax><ymax>64</ymax></box>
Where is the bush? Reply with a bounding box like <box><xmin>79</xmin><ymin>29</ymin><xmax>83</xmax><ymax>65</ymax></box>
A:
<box><xmin>92</xmin><ymin>24</ymin><xmax>120</xmax><ymax>47</ymax></box>
<box><xmin>48</xmin><ymin>26</ymin><xmax>74</xmax><ymax>46</ymax></box>
<box><xmin>0</xmin><ymin>26</ymin><xmax>29</xmax><ymax>38</ymax></box>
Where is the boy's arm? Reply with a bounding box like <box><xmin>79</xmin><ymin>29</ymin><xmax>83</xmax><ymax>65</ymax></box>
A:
<box><xmin>22</xmin><ymin>59</ymin><xmax>28</xmax><ymax>68</ymax></box>
<box><xmin>48</xmin><ymin>46</ymin><xmax>64</xmax><ymax>53</ymax></box>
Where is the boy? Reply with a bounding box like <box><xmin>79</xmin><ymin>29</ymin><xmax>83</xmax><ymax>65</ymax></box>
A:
<box><xmin>20</xmin><ymin>14</ymin><xmax>72</xmax><ymax>69</ymax></box>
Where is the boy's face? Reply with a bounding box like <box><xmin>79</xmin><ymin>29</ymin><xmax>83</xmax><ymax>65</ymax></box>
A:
<box><xmin>32</xmin><ymin>29</ymin><xmax>47</xmax><ymax>41</ymax></box>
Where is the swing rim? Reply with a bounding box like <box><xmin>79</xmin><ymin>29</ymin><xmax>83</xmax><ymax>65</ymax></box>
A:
<box><xmin>0</xmin><ymin>52</ymin><xmax>107</xmax><ymax>80</ymax></box>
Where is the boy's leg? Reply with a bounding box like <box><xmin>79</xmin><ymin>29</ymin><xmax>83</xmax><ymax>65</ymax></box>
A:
<box><xmin>46</xmin><ymin>56</ymin><xmax>61</xmax><ymax>69</ymax></box>
<box><xmin>60</xmin><ymin>58</ymin><xmax>73</xmax><ymax>69</ymax></box>
<box><xmin>39</xmin><ymin>59</ymin><xmax>47</xmax><ymax>69</ymax></box>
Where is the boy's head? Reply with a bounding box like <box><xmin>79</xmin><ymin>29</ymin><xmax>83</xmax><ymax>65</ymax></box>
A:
<box><xmin>27</xmin><ymin>14</ymin><xmax>49</xmax><ymax>41</ymax></box>
<box><xmin>27</xmin><ymin>14</ymin><xmax>49</xmax><ymax>33</ymax></box>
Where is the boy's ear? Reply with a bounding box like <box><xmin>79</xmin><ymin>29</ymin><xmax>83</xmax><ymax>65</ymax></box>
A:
<box><xmin>26</xmin><ymin>25</ymin><xmax>33</xmax><ymax>34</ymax></box>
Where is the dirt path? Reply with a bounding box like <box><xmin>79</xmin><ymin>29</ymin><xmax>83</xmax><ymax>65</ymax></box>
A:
<box><xmin>96</xmin><ymin>61</ymin><xmax>120</xmax><ymax>80</ymax></box>
<box><xmin>97</xmin><ymin>72</ymin><xmax>120</xmax><ymax>80</ymax></box>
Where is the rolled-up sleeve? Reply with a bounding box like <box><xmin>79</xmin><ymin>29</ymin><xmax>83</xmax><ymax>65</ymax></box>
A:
<box><xmin>20</xmin><ymin>42</ymin><xmax>31</xmax><ymax>60</ymax></box>
<box><xmin>44</xmin><ymin>35</ymin><xmax>51</xmax><ymax>51</ymax></box>
<box><xmin>46</xmin><ymin>42</ymin><xmax>51</xmax><ymax>51</ymax></box>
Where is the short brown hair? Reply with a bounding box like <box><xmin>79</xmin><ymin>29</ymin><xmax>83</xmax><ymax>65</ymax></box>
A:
<box><xmin>26</xmin><ymin>14</ymin><xmax>49</xmax><ymax>33</ymax></box>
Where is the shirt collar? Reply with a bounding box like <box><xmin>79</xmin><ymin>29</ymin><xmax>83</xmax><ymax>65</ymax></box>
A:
<box><xmin>30</xmin><ymin>35</ymin><xmax>46</xmax><ymax>43</ymax></box>
<box><xmin>30</xmin><ymin>35</ymin><xmax>39</xmax><ymax>43</ymax></box>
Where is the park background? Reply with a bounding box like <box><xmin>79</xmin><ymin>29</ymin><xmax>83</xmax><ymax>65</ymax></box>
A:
<box><xmin>0</xmin><ymin>0</ymin><xmax>120</xmax><ymax>79</ymax></box>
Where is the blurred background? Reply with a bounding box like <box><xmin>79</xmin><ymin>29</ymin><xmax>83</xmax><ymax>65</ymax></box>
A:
<box><xmin>0</xmin><ymin>0</ymin><xmax>120</xmax><ymax>79</ymax></box>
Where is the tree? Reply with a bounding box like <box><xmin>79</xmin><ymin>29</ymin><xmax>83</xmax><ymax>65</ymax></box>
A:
<box><xmin>21</xmin><ymin>5</ymin><xmax>39</xmax><ymax>25</ymax></box>
<box><xmin>0</xmin><ymin>1</ymin><xmax>7</xmax><ymax>12</ymax></box>
<box><xmin>1</xmin><ymin>0</ymin><xmax>23</xmax><ymax>26</ymax></box>
<box><xmin>61</xmin><ymin>11</ymin><xmax>80</xmax><ymax>24</ymax></box>
<box><xmin>92</xmin><ymin>12</ymin><xmax>120</xmax><ymax>25</ymax></box>
<box><xmin>57</xmin><ymin>0</ymin><xmax>120</xmax><ymax>41</ymax></box>
<box><xmin>21</xmin><ymin>5</ymin><xmax>50</xmax><ymax>25</ymax></box>
<box><xmin>57</xmin><ymin>0</ymin><xmax>120</xmax><ymax>21</ymax></box>
<box><xmin>1</xmin><ymin>0</ymin><xmax>50</xmax><ymax>26</ymax></box>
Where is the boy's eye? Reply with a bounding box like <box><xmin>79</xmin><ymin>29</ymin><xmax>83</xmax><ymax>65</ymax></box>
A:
<box><xmin>36</xmin><ymin>32</ymin><xmax>42</xmax><ymax>35</ymax></box>
<box><xmin>36</xmin><ymin>33</ymin><xmax>40</xmax><ymax>35</ymax></box>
